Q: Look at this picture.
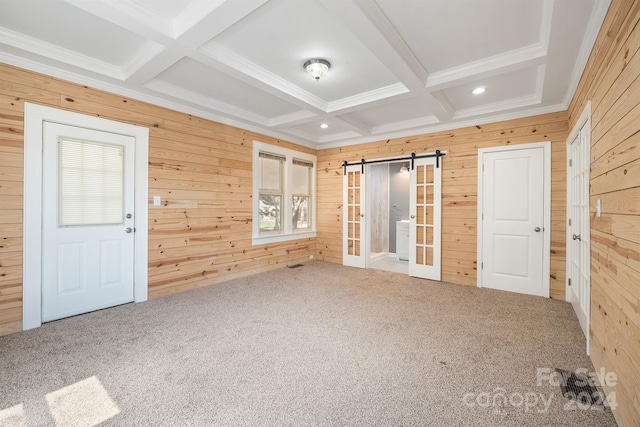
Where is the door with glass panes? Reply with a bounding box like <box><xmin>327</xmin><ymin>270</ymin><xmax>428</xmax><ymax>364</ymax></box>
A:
<box><xmin>409</xmin><ymin>157</ymin><xmax>442</xmax><ymax>280</ymax></box>
<box><xmin>342</xmin><ymin>157</ymin><xmax>442</xmax><ymax>279</ymax></box>
<box><xmin>343</xmin><ymin>164</ymin><xmax>366</xmax><ymax>268</ymax></box>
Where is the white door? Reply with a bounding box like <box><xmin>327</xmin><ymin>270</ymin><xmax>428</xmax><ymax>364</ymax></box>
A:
<box><xmin>343</xmin><ymin>164</ymin><xmax>366</xmax><ymax>268</ymax></box>
<box><xmin>480</xmin><ymin>146</ymin><xmax>547</xmax><ymax>297</ymax></box>
<box><xmin>409</xmin><ymin>157</ymin><xmax>442</xmax><ymax>280</ymax></box>
<box><xmin>567</xmin><ymin>123</ymin><xmax>590</xmax><ymax>349</ymax></box>
<box><xmin>42</xmin><ymin>122</ymin><xmax>135</xmax><ymax>322</ymax></box>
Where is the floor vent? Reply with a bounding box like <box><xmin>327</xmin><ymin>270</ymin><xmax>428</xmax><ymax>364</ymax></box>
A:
<box><xmin>287</xmin><ymin>264</ymin><xmax>304</xmax><ymax>269</ymax></box>
<box><xmin>555</xmin><ymin>369</ymin><xmax>602</xmax><ymax>406</ymax></box>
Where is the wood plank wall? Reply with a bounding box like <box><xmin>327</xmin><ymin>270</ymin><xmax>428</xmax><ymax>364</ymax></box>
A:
<box><xmin>568</xmin><ymin>0</ymin><xmax>640</xmax><ymax>425</ymax></box>
<box><xmin>316</xmin><ymin>112</ymin><xmax>569</xmax><ymax>297</ymax></box>
<box><xmin>0</xmin><ymin>62</ymin><xmax>315</xmax><ymax>336</ymax></box>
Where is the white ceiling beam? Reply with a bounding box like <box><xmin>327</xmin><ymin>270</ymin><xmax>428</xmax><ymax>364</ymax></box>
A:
<box><xmin>426</xmin><ymin>44</ymin><xmax>547</xmax><ymax>91</ymax></box>
<box><xmin>318</xmin><ymin>0</ymin><xmax>428</xmax><ymax>92</ymax></box>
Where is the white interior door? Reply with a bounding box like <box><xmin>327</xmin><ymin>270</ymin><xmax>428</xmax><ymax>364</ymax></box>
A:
<box><xmin>343</xmin><ymin>164</ymin><xmax>366</xmax><ymax>268</ymax></box>
<box><xmin>42</xmin><ymin>122</ymin><xmax>136</xmax><ymax>322</ymax></box>
<box><xmin>480</xmin><ymin>145</ymin><xmax>548</xmax><ymax>297</ymax></box>
<box><xmin>409</xmin><ymin>157</ymin><xmax>442</xmax><ymax>280</ymax></box>
<box><xmin>567</xmin><ymin>123</ymin><xmax>590</xmax><ymax>350</ymax></box>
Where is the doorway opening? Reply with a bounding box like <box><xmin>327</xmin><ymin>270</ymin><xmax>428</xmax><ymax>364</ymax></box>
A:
<box><xmin>367</xmin><ymin>162</ymin><xmax>410</xmax><ymax>275</ymax></box>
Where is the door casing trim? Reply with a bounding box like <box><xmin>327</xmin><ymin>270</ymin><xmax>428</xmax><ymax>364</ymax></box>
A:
<box><xmin>23</xmin><ymin>103</ymin><xmax>149</xmax><ymax>330</ymax></box>
<box><xmin>476</xmin><ymin>141</ymin><xmax>551</xmax><ymax>297</ymax></box>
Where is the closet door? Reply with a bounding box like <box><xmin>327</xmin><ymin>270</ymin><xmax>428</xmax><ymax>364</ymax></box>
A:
<box><xmin>343</xmin><ymin>164</ymin><xmax>366</xmax><ymax>268</ymax></box>
<box><xmin>409</xmin><ymin>157</ymin><xmax>441</xmax><ymax>280</ymax></box>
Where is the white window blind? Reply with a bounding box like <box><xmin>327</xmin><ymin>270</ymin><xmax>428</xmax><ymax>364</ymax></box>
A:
<box><xmin>292</xmin><ymin>159</ymin><xmax>312</xmax><ymax>230</ymax></box>
<box><xmin>58</xmin><ymin>138</ymin><xmax>124</xmax><ymax>226</ymax></box>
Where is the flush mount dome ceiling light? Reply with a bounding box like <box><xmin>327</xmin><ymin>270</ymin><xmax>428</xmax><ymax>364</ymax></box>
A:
<box><xmin>304</xmin><ymin>58</ymin><xmax>331</xmax><ymax>81</ymax></box>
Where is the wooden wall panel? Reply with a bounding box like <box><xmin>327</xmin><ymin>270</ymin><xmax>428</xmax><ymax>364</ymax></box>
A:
<box><xmin>317</xmin><ymin>112</ymin><xmax>568</xmax><ymax>295</ymax></box>
<box><xmin>0</xmin><ymin>62</ymin><xmax>315</xmax><ymax>336</ymax></box>
<box><xmin>568</xmin><ymin>1</ymin><xmax>640</xmax><ymax>425</ymax></box>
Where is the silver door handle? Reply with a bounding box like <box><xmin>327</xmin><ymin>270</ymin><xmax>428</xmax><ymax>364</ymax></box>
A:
<box><xmin>410</xmin><ymin>214</ymin><xmax>415</xmax><ymax>219</ymax></box>
<box><xmin>359</xmin><ymin>213</ymin><xmax>364</xmax><ymax>218</ymax></box>
<box><xmin>534</xmin><ymin>227</ymin><xmax>541</xmax><ymax>232</ymax></box>
<box><xmin>572</xmin><ymin>234</ymin><xmax>581</xmax><ymax>241</ymax></box>
<box><xmin>125</xmin><ymin>227</ymin><xmax>133</xmax><ymax>233</ymax></box>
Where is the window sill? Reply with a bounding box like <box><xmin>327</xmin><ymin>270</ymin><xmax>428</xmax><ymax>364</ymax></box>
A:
<box><xmin>252</xmin><ymin>231</ymin><xmax>317</xmax><ymax>246</ymax></box>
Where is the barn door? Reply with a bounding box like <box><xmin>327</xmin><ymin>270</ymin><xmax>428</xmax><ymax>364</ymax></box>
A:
<box><xmin>343</xmin><ymin>164</ymin><xmax>366</xmax><ymax>268</ymax></box>
<box><xmin>409</xmin><ymin>157</ymin><xmax>442</xmax><ymax>280</ymax></box>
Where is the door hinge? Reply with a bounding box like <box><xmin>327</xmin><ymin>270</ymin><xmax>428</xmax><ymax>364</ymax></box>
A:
<box><xmin>482</xmin><ymin>164</ymin><xmax>485</xmax><ymax>172</ymax></box>
<box><xmin>482</xmin><ymin>213</ymin><xmax>484</xmax><ymax>220</ymax></box>
<box><xmin>481</xmin><ymin>262</ymin><xmax>484</xmax><ymax>269</ymax></box>
<box><xmin>568</xmin><ymin>218</ymin><xmax>572</xmax><ymax>226</ymax></box>
<box><xmin>568</xmin><ymin>278</ymin><xmax>572</xmax><ymax>287</ymax></box>
<box><xmin>569</xmin><ymin>159</ymin><xmax>572</xmax><ymax>167</ymax></box>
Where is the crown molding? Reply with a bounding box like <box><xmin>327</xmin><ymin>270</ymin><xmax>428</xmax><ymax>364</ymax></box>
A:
<box><xmin>372</xmin><ymin>115</ymin><xmax>439</xmax><ymax>135</ymax></box>
<box><xmin>0</xmin><ymin>27</ymin><xmax>123</xmax><ymax>79</ymax></box>
<box><xmin>327</xmin><ymin>82</ymin><xmax>409</xmax><ymax>113</ymax></box>
<box><xmin>426</xmin><ymin>43</ymin><xmax>547</xmax><ymax>91</ymax></box>
<box><xmin>268</xmin><ymin>110</ymin><xmax>318</xmax><ymax>127</ymax></box>
<box><xmin>144</xmin><ymin>79</ymin><xmax>271</xmax><ymax>125</ymax></box>
<box><xmin>317</xmin><ymin>102</ymin><xmax>566</xmax><ymax>149</ymax></box>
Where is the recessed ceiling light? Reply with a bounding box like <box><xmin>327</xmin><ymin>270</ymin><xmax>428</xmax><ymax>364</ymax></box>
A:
<box><xmin>320</xmin><ymin>123</ymin><xmax>329</xmax><ymax>129</ymax></box>
<box><xmin>472</xmin><ymin>86</ymin><xmax>487</xmax><ymax>95</ymax></box>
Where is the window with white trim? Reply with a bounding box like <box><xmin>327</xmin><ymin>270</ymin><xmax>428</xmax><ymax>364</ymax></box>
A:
<box><xmin>253</xmin><ymin>141</ymin><xmax>316</xmax><ymax>245</ymax></box>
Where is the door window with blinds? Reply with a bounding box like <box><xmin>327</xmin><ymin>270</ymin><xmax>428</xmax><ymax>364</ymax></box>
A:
<box><xmin>253</xmin><ymin>141</ymin><xmax>317</xmax><ymax>245</ymax></box>
<box><xmin>58</xmin><ymin>138</ymin><xmax>125</xmax><ymax>226</ymax></box>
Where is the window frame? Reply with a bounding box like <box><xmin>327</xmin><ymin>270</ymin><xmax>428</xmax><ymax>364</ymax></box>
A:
<box><xmin>252</xmin><ymin>141</ymin><xmax>317</xmax><ymax>245</ymax></box>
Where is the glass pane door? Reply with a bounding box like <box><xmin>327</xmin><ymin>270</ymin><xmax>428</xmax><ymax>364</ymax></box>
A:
<box><xmin>343</xmin><ymin>165</ymin><xmax>366</xmax><ymax>268</ymax></box>
<box><xmin>409</xmin><ymin>158</ymin><xmax>441</xmax><ymax>280</ymax></box>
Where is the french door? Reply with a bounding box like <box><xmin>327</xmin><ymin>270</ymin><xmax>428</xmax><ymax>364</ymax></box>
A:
<box><xmin>567</xmin><ymin>120</ymin><xmax>591</xmax><ymax>352</ymax></box>
<box><xmin>343</xmin><ymin>164</ymin><xmax>366</xmax><ymax>268</ymax></box>
<box><xmin>342</xmin><ymin>156</ymin><xmax>442</xmax><ymax>280</ymax></box>
<box><xmin>409</xmin><ymin>157</ymin><xmax>442</xmax><ymax>280</ymax></box>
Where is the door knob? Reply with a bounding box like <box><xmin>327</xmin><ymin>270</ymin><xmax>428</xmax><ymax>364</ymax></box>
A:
<box><xmin>572</xmin><ymin>234</ymin><xmax>581</xmax><ymax>241</ymax></box>
<box><xmin>410</xmin><ymin>214</ymin><xmax>416</xmax><ymax>219</ymax></box>
<box><xmin>534</xmin><ymin>227</ymin><xmax>541</xmax><ymax>232</ymax></box>
<box><xmin>126</xmin><ymin>213</ymin><xmax>132</xmax><ymax>219</ymax></box>
<box><xmin>360</xmin><ymin>213</ymin><xmax>364</xmax><ymax>218</ymax></box>
<box><xmin>125</xmin><ymin>227</ymin><xmax>133</xmax><ymax>233</ymax></box>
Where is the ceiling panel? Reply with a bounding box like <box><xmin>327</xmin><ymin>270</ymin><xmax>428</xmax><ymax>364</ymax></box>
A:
<box><xmin>0</xmin><ymin>0</ymin><xmax>149</xmax><ymax>65</ymax></box>
<box><xmin>442</xmin><ymin>66</ymin><xmax>541</xmax><ymax>111</ymax></box>
<box><xmin>205</xmin><ymin>0</ymin><xmax>400</xmax><ymax>102</ymax></box>
<box><xmin>150</xmin><ymin>57</ymin><xmax>303</xmax><ymax>119</ymax></box>
<box><xmin>376</xmin><ymin>0</ymin><xmax>544</xmax><ymax>73</ymax></box>
<box><xmin>343</xmin><ymin>95</ymin><xmax>435</xmax><ymax>129</ymax></box>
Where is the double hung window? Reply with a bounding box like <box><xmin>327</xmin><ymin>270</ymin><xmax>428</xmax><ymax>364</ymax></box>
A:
<box><xmin>253</xmin><ymin>141</ymin><xmax>316</xmax><ymax>245</ymax></box>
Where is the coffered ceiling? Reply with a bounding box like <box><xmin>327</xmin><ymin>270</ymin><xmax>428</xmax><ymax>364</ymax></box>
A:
<box><xmin>0</xmin><ymin>0</ymin><xmax>610</xmax><ymax>148</ymax></box>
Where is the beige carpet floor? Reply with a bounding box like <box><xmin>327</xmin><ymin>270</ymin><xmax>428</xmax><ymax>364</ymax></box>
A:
<box><xmin>0</xmin><ymin>261</ymin><xmax>617</xmax><ymax>426</ymax></box>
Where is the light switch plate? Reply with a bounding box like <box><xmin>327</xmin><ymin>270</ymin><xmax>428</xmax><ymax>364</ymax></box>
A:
<box><xmin>153</xmin><ymin>196</ymin><xmax>161</xmax><ymax>206</ymax></box>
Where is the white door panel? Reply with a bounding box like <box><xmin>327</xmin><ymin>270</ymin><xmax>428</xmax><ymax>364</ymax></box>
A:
<box><xmin>42</xmin><ymin>122</ymin><xmax>135</xmax><ymax>322</ymax></box>
<box><xmin>481</xmin><ymin>146</ymin><xmax>546</xmax><ymax>297</ymax></box>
